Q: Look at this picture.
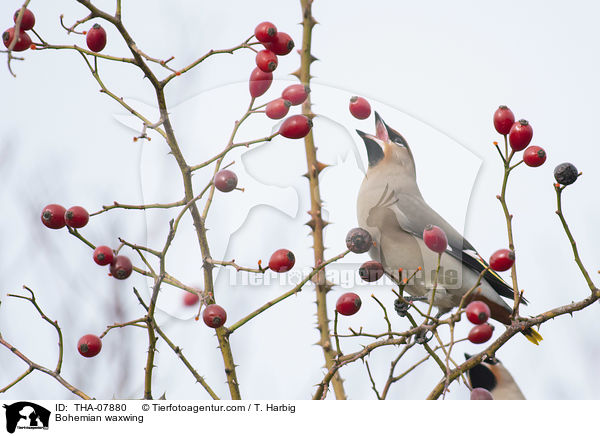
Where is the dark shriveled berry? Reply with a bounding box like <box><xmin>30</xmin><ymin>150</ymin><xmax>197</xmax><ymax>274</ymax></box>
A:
<box><xmin>345</xmin><ymin>228</ymin><xmax>373</xmax><ymax>253</ymax></box>
<box><xmin>554</xmin><ymin>162</ymin><xmax>578</xmax><ymax>186</ymax></box>
<box><xmin>214</xmin><ymin>170</ymin><xmax>238</xmax><ymax>192</ymax></box>
<box><xmin>358</xmin><ymin>260</ymin><xmax>384</xmax><ymax>282</ymax></box>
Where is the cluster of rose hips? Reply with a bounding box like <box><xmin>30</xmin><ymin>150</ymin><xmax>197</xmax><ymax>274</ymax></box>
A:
<box><xmin>250</xmin><ymin>21</ymin><xmax>313</xmax><ymax>139</ymax></box>
<box><xmin>41</xmin><ymin>204</ymin><xmax>133</xmax><ymax>280</ymax></box>
<box><xmin>493</xmin><ymin>105</ymin><xmax>546</xmax><ymax>167</ymax></box>
<box><xmin>3</xmin><ymin>8</ymin><xmax>35</xmax><ymax>52</ymax></box>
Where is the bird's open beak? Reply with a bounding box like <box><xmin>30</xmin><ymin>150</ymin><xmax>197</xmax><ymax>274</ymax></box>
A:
<box><xmin>374</xmin><ymin>111</ymin><xmax>389</xmax><ymax>142</ymax></box>
<box><xmin>356</xmin><ymin>129</ymin><xmax>384</xmax><ymax>167</ymax></box>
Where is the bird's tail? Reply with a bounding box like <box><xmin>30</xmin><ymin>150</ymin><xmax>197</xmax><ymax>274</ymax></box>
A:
<box><xmin>522</xmin><ymin>327</ymin><xmax>543</xmax><ymax>345</ymax></box>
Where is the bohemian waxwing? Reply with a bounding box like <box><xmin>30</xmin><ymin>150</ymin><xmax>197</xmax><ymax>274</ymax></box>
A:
<box><xmin>465</xmin><ymin>353</ymin><xmax>526</xmax><ymax>400</ymax></box>
<box><xmin>356</xmin><ymin>112</ymin><xmax>541</xmax><ymax>344</ymax></box>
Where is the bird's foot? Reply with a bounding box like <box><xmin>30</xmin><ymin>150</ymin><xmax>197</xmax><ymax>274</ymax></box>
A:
<box><xmin>414</xmin><ymin>328</ymin><xmax>433</xmax><ymax>344</ymax></box>
<box><xmin>394</xmin><ymin>296</ymin><xmax>427</xmax><ymax>317</ymax></box>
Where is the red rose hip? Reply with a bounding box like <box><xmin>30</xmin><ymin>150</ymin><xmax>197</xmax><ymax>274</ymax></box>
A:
<box><xmin>183</xmin><ymin>291</ymin><xmax>200</xmax><ymax>307</ymax></box>
<box><xmin>41</xmin><ymin>204</ymin><xmax>66</xmax><ymax>229</ymax></box>
<box><xmin>268</xmin><ymin>248</ymin><xmax>295</xmax><ymax>272</ymax></box>
<box><xmin>78</xmin><ymin>334</ymin><xmax>102</xmax><ymax>358</ymax></box>
<box><xmin>249</xmin><ymin>67</ymin><xmax>273</xmax><ymax>98</ymax></box>
<box><xmin>468</xmin><ymin>323</ymin><xmax>494</xmax><ymax>344</ymax></box>
<box><xmin>3</xmin><ymin>27</ymin><xmax>31</xmax><ymax>51</ymax></box>
<box><xmin>349</xmin><ymin>96</ymin><xmax>371</xmax><ymax>120</ymax></box>
<box><xmin>336</xmin><ymin>292</ymin><xmax>362</xmax><ymax>316</ymax></box>
<box><xmin>214</xmin><ymin>169</ymin><xmax>238</xmax><ymax>192</ymax></box>
<box><xmin>358</xmin><ymin>260</ymin><xmax>384</xmax><ymax>282</ymax></box>
<box><xmin>65</xmin><ymin>206</ymin><xmax>89</xmax><ymax>228</ymax></box>
<box><xmin>110</xmin><ymin>255</ymin><xmax>133</xmax><ymax>280</ymax></box>
<box><xmin>86</xmin><ymin>23</ymin><xmax>107</xmax><ymax>53</ymax></box>
<box><xmin>423</xmin><ymin>225</ymin><xmax>448</xmax><ymax>254</ymax></box>
<box><xmin>203</xmin><ymin>304</ymin><xmax>227</xmax><ymax>328</ymax></box>
<box><xmin>493</xmin><ymin>105</ymin><xmax>515</xmax><ymax>135</ymax></box>
<box><xmin>256</xmin><ymin>49</ymin><xmax>278</xmax><ymax>72</ymax></box>
<box><xmin>279</xmin><ymin>115</ymin><xmax>312</xmax><ymax>139</ymax></box>
<box><xmin>264</xmin><ymin>32</ymin><xmax>294</xmax><ymax>55</ymax></box>
<box><xmin>13</xmin><ymin>8</ymin><xmax>35</xmax><ymax>31</ymax></box>
<box><xmin>93</xmin><ymin>245</ymin><xmax>114</xmax><ymax>266</ymax></box>
<box><xmin>508</xmin><ymin>119</ymin><xmax>533</xmax><ymax>151</ymax></box>
<box><xmin>265</xmin><ymin>98</ymin><xmax>291</xmax><ymax>119</ymax></box>
<box><xmin>282</xmin><ymin>84</ymin><xmax>310</xmax><ymax>106</ymax></box>
<box><xmin>254</xmin><ymin>21</ymin><xmax>277</xmax><ymax>43</ymax></box>
<box><xmin>489</xmin><ymin>249</ymin><xmax>514</xmax><ymax>272</ymax></box>
<box><xmin>465</xmin><ymin>301</ymin><xmax>491</xmax><ymax>325</ymax></box>
<box><xmin>523</xmin><ymin>145</ymin><xmax>546</xmax><ymax>167</ymax></box>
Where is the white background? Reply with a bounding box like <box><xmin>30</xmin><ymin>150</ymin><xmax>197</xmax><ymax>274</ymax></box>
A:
<box><xmin>0</xmin><ymin>0</ymin><xmax>599</xmax><ymax>400</ymax></box>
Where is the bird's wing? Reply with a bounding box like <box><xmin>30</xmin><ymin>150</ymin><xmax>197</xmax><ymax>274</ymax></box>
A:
<box><xmin>387</xmin><ymin>192</ymin><xmax>523</xmax><ymax>303</ymax></box>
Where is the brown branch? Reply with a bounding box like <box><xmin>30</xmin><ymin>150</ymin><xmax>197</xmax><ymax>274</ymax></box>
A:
<box><xmin>298</xmin><ymin>0</ymin><xmax>346</xmax><ymax>400</ymax></box>
<box><xmin>227</xmin><ymin>250</ymin><xmax>350</xmax><ymax>334</ymax></box>
<box><xmin>0</xmin><ymin>286</ymin><xmax>90</xmax><ymax>399</ymax></box>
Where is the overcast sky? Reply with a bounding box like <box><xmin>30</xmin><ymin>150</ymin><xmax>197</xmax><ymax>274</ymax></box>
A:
<box><xmin>1</xmin><ymin>0</ymin><xmax>599</xmax><ymax>400</ymax></box>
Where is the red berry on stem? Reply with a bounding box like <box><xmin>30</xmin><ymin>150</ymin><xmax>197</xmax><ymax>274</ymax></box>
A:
<box><xmin>265</xmin><ymin>98</ymin><xmax>291</xmax><ymax>119</ymax></box>
<box><xmin>358</xmin><ymin>260</ymin><xmax>384</xmax><ymax>282</ymax></box>
<box><xmin>255</xmin><ymin>49</ymin><xmax>278</xmax><ymax>72</ymax></box>
<box><xmin>268</xmin><ymin>249</ymin><xmax>295</xmax><ymax>272</ymax></box>
<box><xmin>279</xmin><ymin>115</ymin><xmax>312</xmax><ymax>139</ymax></box>
<box><xmin>13</xmin><ymin>8</ymin><xmax>35</xmax><ymax>31</ymax></box>
<box><xmin>493</xmin><ymin>105</ymin><xmax>515</xmax><ymax>135</ymax></box>
<box><xmin>466</xmin><ymin>301</ymin><xmax>491</xmax><ymax>325</ymax></box>
<box><xmin>282</xmin><ymin>84</ymin><xmax>310</xmax><ymax>106</ymax></box>
<box><xmin>336</xmin><ymin>292</ymin><xmax>362</xmax><ymax>316</ymax></box>
<box><xmin>78</xmin><ymin>334</ymin><xmax>102</xmax><ymax>358</ymax></box>
<box><xmin>214</xmin><ymin>169</ymin><xmax>238</xmax><ymax>192</ymax></box>
<box><xmin>203</xmin><ymin>304</ymin><xmax>227</xmax><ymax>328</ymax></box>
<box><xmin>468</xmin><ymin>323</ymin><xmax>494</xmax><ymax>344</ymax></box>
<box><xmin>86</xmin><ymin>24</ymin><xmax>107</xmax><ymax>53</ymax></box>
<box><xmin>3</xmin><ymin>27</ymin><xmax>31</xmax><ymax>52</ymax></box>
<box><xmin>264</xmin><ymin>32</ymin><xmax>294</xmax><ymax>55</ymax></box>
<box><xmin>93</xmin><ymin>246</ymin><xmax>114</xmax><ymax>266</ymax></box>
<box><xmin>345</xmin><ymin>228</ymin><xmax>373</xmax><ymax>254</ymax></box>
<box><xmin>508</xmin><ymin>119</ymin><xmax>533</xmax><ymax>151</ymax></box>
<box><xmin>41</xmin><ymin>204</ymin><xmax>66</xmax><ymax>229</ymax></box>
<box><xmin>470</xmin><ymin>387</ymin><xmax>494</xmax><ymax>400</ymax></box>
<box><xmin>349</xmin><ymin>96</ymin><xmax>371</xmax><ymax>120</ymax></box>
<box><xmin>423</xmin><ymin>225</ymin><xmax>448</xmax><ymax>254</ymax></box>
<box><xmin>183</xmin><ymin>291</ymin><xmax>200</xmax><ymax>307</ymax></box>
<box><xmin>523</xmin><ymin>145</ymin><xmax>546</xmax><ymax>167</ymax></box>
<box><xmin>65</xmin><ymin>206</ymin><xmax>89</xmax><ymax>228</ymax></box>
<box><xmin>489</xmin><ymin>249</ymin><xmax>514</xmax><ymax>272</ymax></box>
<box><xmin>254</xmin><ymin>21</ymin><xmax>277</xmax><ymax>43</ymax></box>
<box><xmin>110</xmin><ymin>255</ymin><xmax>132</xmax><ymax>280</ymax></box>
<box><xmin>249</xmin><ymin>67</ymin><xmax>273</xmax><ymax>98</ymax></box>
